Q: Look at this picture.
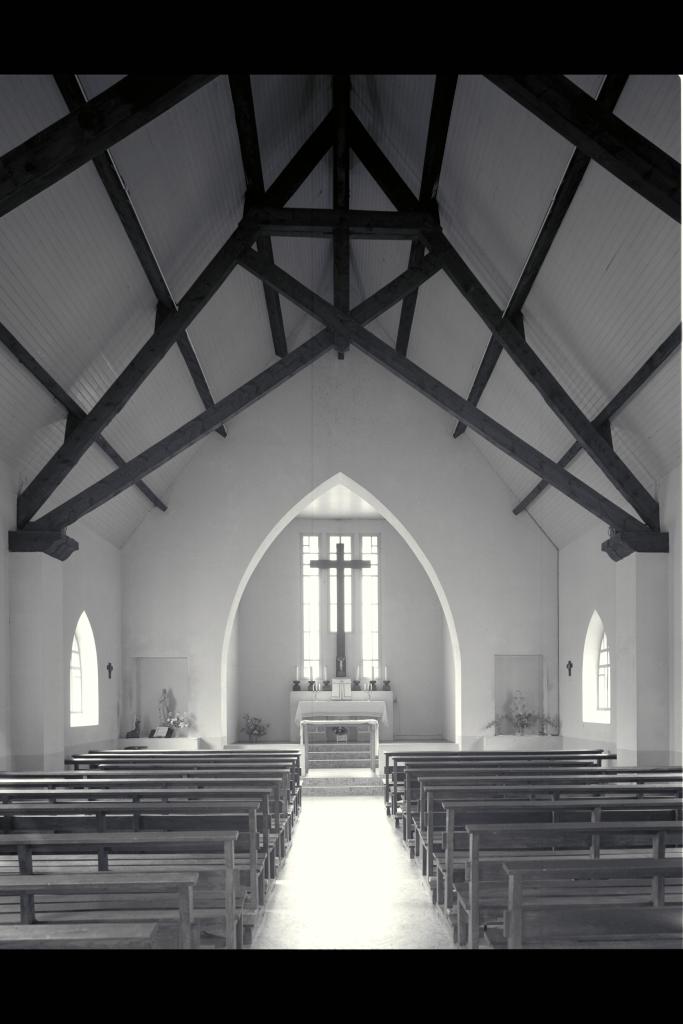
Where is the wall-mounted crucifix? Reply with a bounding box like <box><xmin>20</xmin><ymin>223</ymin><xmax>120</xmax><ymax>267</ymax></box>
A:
<box><xmin>566</xmin><ymin>660</ymin><xmax>573</xmax><ymax>677</ymax></box>
<box><xmin>310</xmin><ymin>542</ymin><xmax>370</xmax><ymax>677</ymax></box>
<box><xmin>106</xmin><ymin>662</ymin><xmax>113</xmax><ymax>679</ymax></box>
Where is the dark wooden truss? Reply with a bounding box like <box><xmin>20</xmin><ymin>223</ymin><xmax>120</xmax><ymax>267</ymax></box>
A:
<box><xmin>4</xmin><ymin>74</ymin><xmax>675</xmax><ymax>561</ymax></box>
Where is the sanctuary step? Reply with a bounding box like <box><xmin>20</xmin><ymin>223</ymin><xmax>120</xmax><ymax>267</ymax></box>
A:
<box><xmin>306</xmin><ymin>743</ymin><xmax>373</xmax><ymax>770</ymax></box>
<box><xmin>302</xmin><ymin>769</ymin><xmax>383</xmax><ymax>797</ymax></box>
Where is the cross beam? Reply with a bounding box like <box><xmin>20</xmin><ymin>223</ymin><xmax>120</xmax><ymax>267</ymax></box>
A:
<box><xmin>235</xmin><ymin>249</ymin><xmax>665</xmax><ymax>547</ymax></box>
<box><xmin>397</xmin><ymin>74</ymin><xmax>457</xmax><ymax>356</ymax></box>
<box><xmin>13</xmin><ymin>257</ymin><xmax>441</xmax><ymax>545</ymax></box>
<box><xmin>15</xmin><ymin>110</ymin><xmax>335</xmax><ymax>529</ymax></box>
<box><xmin>484</xmin><ymin>74</ymin><xmax>681</xmax><ymax>223</ymax></box>
<box><xmin>453</xmin><ymin>73</ymin><xmax>629</xmax><ymax>437</ymax></box>
<box><xmin>310</xmin><ymin>543</ymin><xmax>370</xmax><ymax>675</ymax></box>
<box><xmin>53</xmin><ymin>73</ymin><xmax>227</xmax><ymax>439</ymax></box>
<box><xmin>0</xmin><ymin>319</ymin><xmax>167</xmax><ymax>514</ymax></box>
<box><xmin>513</xmin><ymin>324</ymin><xmax>682</xmax><ymax>516</ymax></box>
<box><xmin>0</xmin><ymin>76</ymin><xmax>218</xmax><ymax>220</ymax></box>
<box><xmin>229</xmin><ymin>74</ymin><xmax>288</xmax><ymax>358</ymax></box>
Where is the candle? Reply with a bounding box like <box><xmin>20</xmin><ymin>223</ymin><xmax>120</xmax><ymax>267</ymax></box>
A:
<box><xmin>296</xmin><ymin>665</ymin><xmax>300</xmax><ymax>681</ymax></box>
<box><xmin>324</xmin><ymin>665</ymin><xmax>327</xmax><ymax>680</ymax></box>
<box><xmin>356</xmin><ymin>665</ymin><xmax>360</xmax><ymax>680</ymax></box>
<box><xmin>384</xmin><ymin>665</ymin><xmax>388</xmax><ymax>681</ymax></box>
<box><xmin>309</xmin><ymin>665</ymin><xmax>313</xmax><ymax>681</ymax></box>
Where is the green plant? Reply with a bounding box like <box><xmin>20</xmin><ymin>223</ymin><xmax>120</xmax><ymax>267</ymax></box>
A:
<box><xmin>484</xmin><ymin>690</ymin><xmax>559</xmax><ymax>736</ymax></box>
<box><xmin>240</xmin><ymin>714</ymin><xmax>270</xmax><ymax>742</ymax></box>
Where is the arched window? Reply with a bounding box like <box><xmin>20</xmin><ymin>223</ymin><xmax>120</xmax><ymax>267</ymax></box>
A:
<box><xmin>582</xmin><ymin>611</ymin><xmax>611</xmax><ymax>724</ymax></box>
<box><xmin>70</xmin><ymin>611</ymin><xmax>99</xmax><ymax>727</ymax></box>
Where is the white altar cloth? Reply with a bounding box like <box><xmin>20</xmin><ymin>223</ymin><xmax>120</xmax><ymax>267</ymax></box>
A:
<box><xmin>294</xmin><ymin>699</ymin><xmax>388</xmax><ymax>727</ymax></box>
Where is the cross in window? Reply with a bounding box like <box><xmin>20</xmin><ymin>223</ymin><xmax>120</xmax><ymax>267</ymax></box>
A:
<box><xmin>310</xmin><ymin>543</ymin><xmax>370</xmax><ymax>677</ymax></box>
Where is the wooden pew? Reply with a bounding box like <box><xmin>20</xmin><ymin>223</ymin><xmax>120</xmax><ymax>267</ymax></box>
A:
<box><xmin>496</xmin><ymin>857</ymin><xmax>683</xmax><ymax>948</ymax></box>
<box><xmin>408</xmin><ymin>769</ymin><xmax>683</xmax><ymax>847</ymax></box>
<box><xmin>432</xmin><ymin>796</ymin><xmax>682</xmax><ymax>943</ymax></box>
<box><xmin>383</xmin><ymin>749</ymin><xmax>613</xmax><ymax>815</ymax></box>
<box><xmin>0</xmin><ymin>871</ymin><xmax>199</xmax><ymax>948</ymax></box>
<box><xmin>0</xmin><ymin>798</ymin><xmax>267</xmax><ymax>915</ymax></box>
<box><xmin>0</xmin><ymin>830</ymin><xmax>241</xmax><ymax>949</ymax></box>
<box><xmin>0</xmin><ymin>782</ymin><xmax>287</xmax><ymax>873</ymax></box>
<box><xmin>459</xmin><ymin>819</ymin><xmax>683</xmax><ymax>948</ymax></box>
<box><xmin>0</xmin><ymin>922</ymin><xmax>161</xmax><ymax>949</ymax></box>
<box><xmin>419</xmin><ymin>779</ymin><xmax>683</xmax><ymax>876</ymax></box>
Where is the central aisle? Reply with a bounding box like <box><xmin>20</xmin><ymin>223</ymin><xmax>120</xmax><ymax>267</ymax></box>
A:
<box><xmin>251</xmin><ymin>795</ymin><xmax>455</xmax><ymax>949</ymax></box>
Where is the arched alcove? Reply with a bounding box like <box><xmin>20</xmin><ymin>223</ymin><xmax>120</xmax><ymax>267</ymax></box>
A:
<box><xmin>582</xmin><ymin>609</ymin><xmax>611</xmax><ymax>725</ymax></box>
<box><xmin>220</xmin><ymin>472</ymin><xmax>462</xmax><ymax>743</ymax></box>
<box><xmin>69</xmin><ymin>610</ymin><xmax>99</xmax><ymax>728</ymax></box>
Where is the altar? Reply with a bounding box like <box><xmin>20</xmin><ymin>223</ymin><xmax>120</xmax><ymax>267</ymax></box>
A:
<box><xmin>289</xmin><ymin>685</ymin><xmax>394</xmax><ymax>743</ymax></box>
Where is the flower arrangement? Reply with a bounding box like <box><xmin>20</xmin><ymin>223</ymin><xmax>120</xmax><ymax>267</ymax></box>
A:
<box><xmin>333</xmin><ymin>726</ymin><xmax>347</xmax><ymax>735</ymax></box>
<box><xmin>166</xmin><ymin>711</ymin><xmax>193</xmax><ymax>731</ymax></box>
<box><xmin>240</xmin><ymin>714</ymin><xmax>270</xmax><ymax>742</ymax></box>
<box><xmin>484</xmin><ymin>690</ymin><xmax>559</xmax><ymax>736</ymax></box>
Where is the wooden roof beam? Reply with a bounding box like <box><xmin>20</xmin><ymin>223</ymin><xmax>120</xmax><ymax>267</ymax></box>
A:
<box><xmin>15</xmin><ymin>112</ymin><xmax>334</xmax><ymax>529</ymax></box>
<box><xmin>513</xmin><ymin>324</ymin><xmax>682</xmax><ymax>515</ymax></box>
<box><xmin>0</xmin><ymin>76</ymin><xmax>218</xmax><ymax>219</ymax></box>
<box><xmin>0</xmin><ymin>320</ymin><xmax>167</xmax><ymax>513</ymax></box>
<box><xmin>454</xmin><ymin>73</ymin><xmax>629</xmax><ymax>437</ymax></box>
<box><xmin>53</xmin><ymin>74</ymin><xmax>227</xmax><ymax>439</ymax></box>
<box><xmin>229</xmin><ymin>74</ymin><xmax>288</xmax><ymax>358</ymax></box>
<box><xmin>234</xmin><ymin>251</ymin><xmax>664</xmax><ymax>548</ymax></box>
<box><xmin>421</xmin><ymin>223</ymin><xmax>662</xmax><ymax>532</ymax></box>
<box><xmin>333</xmin><ymin>74</ymin><xmax>351</xmax><ymax>356</ymax></box>
<box><xmin>485</xmin><ymin>74</ymin><xmax>680</xmax><ymax>222</ymax></box>
<box><xmin>14</xmin><ymin>256</ymin><xmax>444</xmax><ymax>548</ymax></box>
<box><xmin>397</xmin><ymin>74</ymin><xmax>457</xmax><ymax>356</ymax></box>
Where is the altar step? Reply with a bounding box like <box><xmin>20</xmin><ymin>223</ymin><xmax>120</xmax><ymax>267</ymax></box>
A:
<box><xmin>307</xmin><ymin>759</ymin><xmax>372</xmax><ymax>769</ymax></box>
<box><xmin>302</xmin><ymin>769</ymin><xmax>383</xmax><ymax>797</ymax></box>
<box><xmin>308</xmin><ymin>743</ymin><xmax>369</xmax><ymax>751</ymax></box>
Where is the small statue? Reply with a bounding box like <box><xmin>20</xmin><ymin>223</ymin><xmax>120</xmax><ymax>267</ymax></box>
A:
<box><xmin>126</xmin><ymin>718</ymin><xmax>141</xmax><ymax>739</ymax></box>
<box><xmin>158</xmin><ymin>688</ymin><xmax>170</xmax><ymax>725</ymax></box>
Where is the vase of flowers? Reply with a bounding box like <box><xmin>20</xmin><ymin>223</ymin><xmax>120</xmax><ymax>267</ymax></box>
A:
<box><xmin>334</xmin><ymin>726</ymin><xmax>348</xmax><ymax>744</ymax></box>
<box><xmin>484</xmin><ymin>690</ymin><xmax>559</xmax><ymax>736</ymax></box>
<box><xmin>240</xmin><ymin>714</ymin><xmax>270</xmax><ymax>743</ymax></box>
<box><xmin>165</xmin><ymin>711</ymin><xmax>193</xmax><ymax>737</ymax></box>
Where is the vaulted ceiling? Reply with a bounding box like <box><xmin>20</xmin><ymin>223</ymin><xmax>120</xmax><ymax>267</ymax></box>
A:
<box><xmin>0</xmin><ymin>74</ymin><xmax>679</xmax><ymax>557</ymax></box>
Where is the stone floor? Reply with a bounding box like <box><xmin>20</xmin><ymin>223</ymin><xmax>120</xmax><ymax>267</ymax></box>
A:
<box><xmin>251</xmin><ymin>795</ymin><xmax>455</xmax><ymax>949</ymax></box>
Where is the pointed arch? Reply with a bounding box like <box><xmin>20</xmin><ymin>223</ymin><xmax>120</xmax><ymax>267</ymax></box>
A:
<box><xmin>70</xmin><ymin>610</ymin><xmax>99</xmax><ymax>727</ymax></box>
<box><xmin>582</xmin><ymin>609</ymin><xmax>611</xmax><ymax>724</ymax></box>
<box><xmin>220</xmin><ymin>472</ymin><xmax>462</xmax><ymax>743</ymax></box>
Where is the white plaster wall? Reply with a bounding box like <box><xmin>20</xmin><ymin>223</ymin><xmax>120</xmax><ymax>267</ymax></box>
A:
<box><xmin>0</xmin><ymin>458</ymin><xmax>13</xmax><ymax>769</ymax></box>
<box><xmin>559</xmin><ymin>522</ymin><xmax>617</xmax><ymax>751</ymax></box>
<box><xmin>122</xmin><ymin>349</ymin><xmax>558</xmax><ymax>748</ymax></box>
<box><xmin>559</xmin><ymin>462</ymin><xmax>681</xmax><ymax>761</ymax></box>
<box><xmin>62</xmin><ymin>524</ymin><xmax>122</xmax><ymax>758</ymax></box>
<box><xmin>661</xmin><ymin>465</ymin><xmax>682</xmax><ymax>762</ymax></box>
<box><xmin>237</xmin><ymin>517</ymin><xmax>445</xmax><ymax>742</ymax></box>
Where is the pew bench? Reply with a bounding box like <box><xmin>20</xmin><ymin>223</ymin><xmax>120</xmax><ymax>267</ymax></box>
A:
<box><xmin>0</xmin><ymin>870</ymin><xmax>199</xmax><ymax>948</ymax></box>
<box><xmin>452</xmin><ymin>819</ymin><xmax>683</xmax><ymax>948</ymax></box>
<box><xmin>0</xmin><ymin>830</ymin><xmax>241</xmax><ymax>948</ymax></box>
<box><xmin>0</xmin><ymin>922</ymin><xmax>162</xmax><ymax>949</ymax></box>
<box><xmin>491</xmin><ymin>857</ymin><xmax>683</xmax><ymax>948</ymax></box>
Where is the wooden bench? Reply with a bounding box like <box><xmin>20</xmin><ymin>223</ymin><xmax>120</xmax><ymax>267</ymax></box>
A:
<box><xmin>431</xmin><ymin>797</ymin><xmax>682</xmax><ymax>943</ymax></box>
<box><xmin>0</xmin><ymin>797</ymin><xmax>268</xmax><ymax>914</ymax></box>
<box><xmin>495</xmin><ymin>857</ymin><xmax>683</xmax><ymax>948</ymax></box>
<box><xmin>411</xmin><ymin>772</ymin><xmax>683</xmax><ymax>855</ymax></box>
<box><xmin>384</xmin><ymin>750</ymin><xmax>615</xmax><ymax>817</ymax></box>
<box><xmin>458</xmin><ymin>819</ymin><xmax>683</xmax><ymax>948</ymax></box>
<box><xmin>417</xmin><ymin>776</ymin><xmax>683</xmax><ymax>876</ymax></box>
<box><xmin>0</xmin><ymin>829</ymin><xmax>241</xmax><ymax>948</ymax></box>
<box><xmin>0</xmin><ymin>922</ymin><xmax>161</xmax><ymax>949</ymax></box>
<box><xmin>0</xmin><ymin>870</ymin><xmax>199</xmax><ymax>948</ymax></box>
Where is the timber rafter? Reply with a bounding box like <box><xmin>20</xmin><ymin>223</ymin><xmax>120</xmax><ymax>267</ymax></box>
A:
<box><xmin>8</xmin><ymin>74</ymin><xmax>672</xmax><ymax>561</ymax></box>
<box><xmin>53</xmin><ymin>73</ymin><xmax>227</xmax><ymax>440</ymax></box>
